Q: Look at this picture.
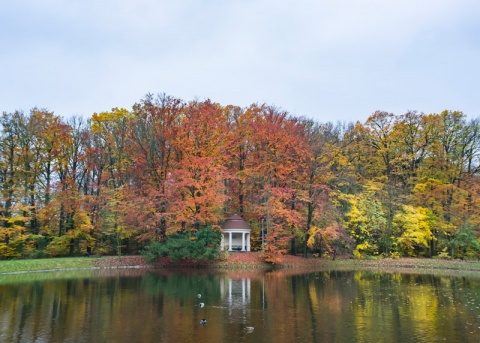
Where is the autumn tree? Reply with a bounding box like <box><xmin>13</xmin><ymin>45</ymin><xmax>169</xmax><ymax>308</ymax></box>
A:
<box><xmin>240</xmin><ymin>106</ymin><xmax>308</xmax><ymax>261</ymax></box>
<box><xmin>168</xmin><ymin>99</ymin><xmax>228</xmax><ymax>232</ymax></box>
<box><xmin>0</xmin><ymin>111</ymin><xmax>31</xmax><ymax>258</ymax></box>
<box><xmin>342</xmin><ymin>181</ymin><xmax>388</xmax><ymax>257</ymax></box>
<box><xmin>89</xmin><ymin>108</ymin><xmax>133</xmax><ymax>254</ymax></box>
<box><xmin>0</xmin><ymin>111</ymin><xmax>23</xmax><ymax>228</ymax></box>
<box><xmin>123</xmin><ymin>94</ymin><xmax>183</xmax><ymax>242</ymax></box>
<box><xmin>297</xmin><ymin>120</ymin><xmax>352</xmax><ymax>257</ymax></box>
<box><xmin>392</xmin><ymin>205</ymin><xmax>435</xmax><ymax>257</ymax></box>
<box><xmin>223</xmin><ymin>104</ymin><xmax>260</xmax><ymax>215</ymax></box>
<box><xmin>44</xmin><ymin>116</ymin><xmax>95</xmax><ymax>256</ymax></box>
<box><xmin>413</xmin><ymin>111</ymin><xmax>480</xmax><ymax>256</ymax></box>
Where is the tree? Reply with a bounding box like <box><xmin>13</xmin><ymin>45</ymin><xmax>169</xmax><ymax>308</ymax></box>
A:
<box><xmin>393</xmin><ymin>205</ymin><xmax>435</xmax><ymax>257</ymax></box>
<box><xmin>298</xmin><ymin>120</ymin><xmax>351</xmax><ymax>257</ymax></box>
<box><xmin>168</xmin><ymin>100</ymin><xmax>228</xmax><ymax>231</ymax></box>
<box><xmin>223</xmin><ymin>104</ymin><xmax>260</xmax><ymax>215</ymax></box>
<box><xmin>0</xmin><ymin>111</ymin><xmax>22</xmax><ymax>228</ymax></box>
<box><xmin>90</xmin><ymin>108</ymin><xmax>133</xmax><ymax>254</ymax></box>
<box><xmin>123</xmin><ymin>94</ymin><xmax>182</xmax><ymax>242</ymax></box>
<box><xmin>307</xmin><ymin>225</ymin><xmax>353</xmax><ymax>258</ymax></box>
<box><xmin>413</xmin><ymin>111</ymin><xmax>480</xmax><ymax>256</ymax></box>
<box><xmin>343</xmin><ymin>182</ymin><xmax>388</xmax><ymax>257</ymax></box>
<box><xmin>247</xmin><ymin>107</ymin><xmax>308</xmax><ymax>260</ymax></box>
<box><xmin>51</xmin><ymin>116</ymin><xmax>92</xmax><ymax>255</ymax></box>
<box><xmin>30</xmin><ymin>109</ymin><xmax>66</xmax><ymax>222</ymax></box>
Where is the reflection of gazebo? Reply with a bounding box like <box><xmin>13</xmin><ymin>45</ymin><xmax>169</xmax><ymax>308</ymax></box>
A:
<box><xmin>221</xmin><ymin>214</ymin><xmax>251</xmax><ymax>251</ymax></box>
<box><xmin>220</xmin><ymin>276</ymin><xmax>251</xmax><ymax>308</ymax></box>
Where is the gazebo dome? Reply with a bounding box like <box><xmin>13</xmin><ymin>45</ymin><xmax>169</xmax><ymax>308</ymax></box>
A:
<box><xmin>222</xmin><ymin>214</ymin><xmax>251</xmax><ymax>231</ymax></box>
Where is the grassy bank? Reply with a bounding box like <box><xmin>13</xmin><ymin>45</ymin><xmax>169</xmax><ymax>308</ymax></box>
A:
<box><xmin>2</xmin><ymin>254</ymin><xmax>480</xmax><ymax>275</ymax></box>
<box><xmin>319</xmin><ymin>258</ymin><xmax>480</xmax><ymax>273</ymax></box>
<box><xmin>0</xmin><ymin>257</ymin><xmax>96</xmax><ymax>274</ymax></box>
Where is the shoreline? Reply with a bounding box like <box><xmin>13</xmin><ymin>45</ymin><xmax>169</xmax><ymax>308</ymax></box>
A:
<box><xmin>2</xmin><ymin>252</ymin><xmax>480</xmax><ymax>276</ymax></box>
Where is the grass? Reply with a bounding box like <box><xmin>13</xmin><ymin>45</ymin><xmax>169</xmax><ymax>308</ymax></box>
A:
<box><xmin>2</xmin><ymin>255</ymin><xmax>480</xmax><ymax>276</ymax></box>
<box><xmin>317</xmin><ymin>257</ymin><xmax>480</xmax><ymax>278</ymax></box>
<box><xmin>0</xmin><ymin>269</ymin><xmax>100</xmax><ymax>286</ymax></box>
<box><xmin>325</xmin><ymin>257</ymin><xmax>480</xmax><ymax>270</ymax></box>
<box><xmin>0</xmin><ymin>257</ymin><xmax>96</xmax><ymax>274</ymax></box>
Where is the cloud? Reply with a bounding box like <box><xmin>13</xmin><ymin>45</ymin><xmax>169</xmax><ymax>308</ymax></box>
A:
<box><xmin>1</xmin><ymin>0</ymin><xmax>479</xmax><ymax>121</ymax></box>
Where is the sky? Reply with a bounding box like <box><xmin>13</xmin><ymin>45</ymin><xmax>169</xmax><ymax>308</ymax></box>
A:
<box><xmin>1</xmin><ymin>0</ymin><xmax>479</xmax><ymax>124</ymax></box>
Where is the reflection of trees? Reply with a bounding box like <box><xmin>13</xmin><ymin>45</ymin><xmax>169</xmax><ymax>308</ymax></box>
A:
<box><xmin>1</xmin><ymin>269</ymin><xmax>480</xmax><ymax>342</ymax></box>
<box><xmin>0</xmin><ymin>269</ymin><xmax>224</xmax><ymax>342</ymax></box>
<box><xmin>260</xmin><ymin>270</ymin><xmax>480</xmax><ymax>342</ymax></box>
<box><xmin>350</xmin><ymin>272</ymin><xmax>480</xmax><ymax>342</ymax></box>
<box><xmin>142</xmin><ymin>269</ymin><xmax>222</xmax><ymax>303</ymax></box>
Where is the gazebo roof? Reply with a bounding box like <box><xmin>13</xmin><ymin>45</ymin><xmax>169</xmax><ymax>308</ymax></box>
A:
<box><xmin>222</xmin><ymin>214</ymin><xmax>251</xmax><ymax>230</ymax></box>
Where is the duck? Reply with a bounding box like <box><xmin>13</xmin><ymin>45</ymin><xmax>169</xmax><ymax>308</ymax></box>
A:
<box><xmin>197</xmin><ymin>294</ymin><xmax>202</xmax><ymax>299</ymax></box>
<box><xmin>199</xmin><ymin>302</ymin><xmax>205</xmax><ymax>308</ymax></box>
<box><xmin>200</xmin><ymin>319</ymin><xmax>207</xmax><ymax>326</ymax></box>
<box><xmin>244</xmin><ymin>326</ymin><xmax>254</xmax><ymax>333</ymax></box>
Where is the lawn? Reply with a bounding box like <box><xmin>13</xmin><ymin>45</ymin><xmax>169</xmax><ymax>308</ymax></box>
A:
<box><xmin>0</xmin><ymin>257</ymin><xmax>96</xmax><ymax>274</ymax></box>
<box><xmin>2</xmin><ymin>254</ymin><xmax>480</xmax><ymax>275</ymax></box>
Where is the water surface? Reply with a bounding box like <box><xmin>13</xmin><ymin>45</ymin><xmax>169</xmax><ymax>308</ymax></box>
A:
<box><xmin>1</xmin><ymin>268</ymin><xmax>480</xmax><ymax>342</ymax></box>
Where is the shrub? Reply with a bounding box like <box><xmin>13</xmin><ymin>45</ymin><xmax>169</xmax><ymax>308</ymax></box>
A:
<box><xmin>389</xmin><ymin>251</ymin><xmax>402</xmax><ymax>259</ymax></box>
<box><xmin>0</xmin><ymin>234</ymin><xmax>28</xmax><ymax>259</ymax></box>
<box><xmin>142</xmin><ymin>226</ymin><xmax>222</xmax><ymax>264</ymax></box>
<box><xmin>22</xmin><ymin>234</ymin><xmax>50</xmax><ymax>259</ymax></box>
<box><xmin>433</xmin><ymin>248</ymin><xmax>451</xmax><ymax>260</ymax></box>
<box><xmin>45</xmin><ymin>236</ymin><xmax>71</xmax><ymax>257</ymax></box>
<box><xmin>0</xmin><ymin>243</ymin><xmax>16</xmax><ymax>259</ymax></box>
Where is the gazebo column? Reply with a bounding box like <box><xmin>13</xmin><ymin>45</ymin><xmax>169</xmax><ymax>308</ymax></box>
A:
<box><xmin>228</xmin><ymin>232</ymin><xmax>233</xmax><ymax>251</ymax></box>
<box><xmin>242</xmin><ymin>278</ymin><xmax>246</xmax><ymax>301</ymax></box>
<box><xmin>247</xmin><ymin>233</ymin><xmax>250</xmax><ymax>251</ymax></box>
<box><xmin>241</xmin><ymin>232</ymin><xmax>246</xmax><ymax>251</ymax></box>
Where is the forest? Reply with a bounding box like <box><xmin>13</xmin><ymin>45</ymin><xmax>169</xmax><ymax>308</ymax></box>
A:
<box><xmin>1</xmin><ymin>93</ymin><xmax>479</xmax><ymax>261</ymax></box>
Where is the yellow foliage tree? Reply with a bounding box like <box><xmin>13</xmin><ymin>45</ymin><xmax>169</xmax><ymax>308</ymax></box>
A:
<box><xmin>393</xmin><ymin>205</ymin><xmax>436</xmax><ymax>256</ymax></box>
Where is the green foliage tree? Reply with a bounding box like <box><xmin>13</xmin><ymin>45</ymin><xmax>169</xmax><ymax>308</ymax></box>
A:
<box><xmin>447</xmin><ymin>221</ymin><xmax>480</xmax><ymax>259</ymax></box>
<box><xmin>141</xmin><ymin>226</ymin><xmax>222</xmax><ymax>263</ymax></box>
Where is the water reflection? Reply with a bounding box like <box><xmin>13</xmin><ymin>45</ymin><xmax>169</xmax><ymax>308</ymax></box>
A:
<box><xmin>221</xmin><ymin>275</ymin><xmax>252</xmax><ymax>310</ymax></box>
<box><xmin>1</xmin><ymin>268</ymin><xmax>480</xmax><ymax>342</ymax></box>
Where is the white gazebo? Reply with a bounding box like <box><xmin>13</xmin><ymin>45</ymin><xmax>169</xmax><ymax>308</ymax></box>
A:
<box><xmin>221</xmin><ymin>214</ymin><xmax>251</xmax><ymax>252</ymax></box>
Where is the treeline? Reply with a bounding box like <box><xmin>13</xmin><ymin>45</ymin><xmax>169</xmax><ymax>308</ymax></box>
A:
<box><xmin>1</xmin><ymin>93</ymin><xmax>479</xmax><ymax>260</ymax></box>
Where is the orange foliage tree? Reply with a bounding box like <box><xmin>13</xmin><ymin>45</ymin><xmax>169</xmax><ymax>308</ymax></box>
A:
<box><xmin>168</xmin><ymin>100</ymin><xmax>229</xmax><ymax>232</ymax></box>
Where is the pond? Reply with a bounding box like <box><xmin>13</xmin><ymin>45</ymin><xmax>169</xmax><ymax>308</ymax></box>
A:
<box><xmin>1</xmin><ymin>267</ymin><xmax>480</xmax><ymax>342</ymax></box>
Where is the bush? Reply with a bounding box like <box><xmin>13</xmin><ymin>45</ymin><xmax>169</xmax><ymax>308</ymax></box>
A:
<box><xmin>23</xmin><ymin>234</ymin><xmax>50</xmax><ymax>259</ymax></box>
<box><xmin>141</xmin><ymin>226</ymin><xmax>222</xmax><ymax>264</ymax></box>
<box><xmin>45</xmin><ymin>236</ymin><xmax>71</xmax><ymax>257</ymax></box>
<box><xmin>389</xmin><ymin>251</ymin><xmax>402</xmax><ymax>259</ymax></box>
<box><xmin>0</xmin><ymin>243</ymin><xmax>16</xmax><ymax>259</ymax></box>
<box><xmin>433</xmin><ymin>248</ymin><xmax>451</xmax><ymax>260</ymax></box>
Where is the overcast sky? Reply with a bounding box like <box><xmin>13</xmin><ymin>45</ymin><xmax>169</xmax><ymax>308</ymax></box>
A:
<box><xmin>1</xmin><ymin>0</ymin><xmax>479</xmax><ymax>123</ymax></box>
